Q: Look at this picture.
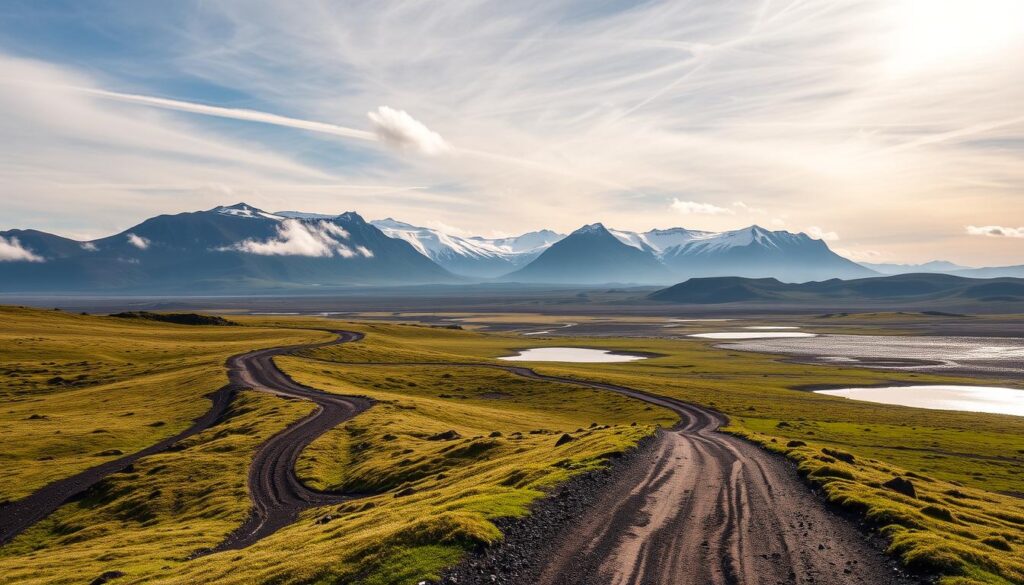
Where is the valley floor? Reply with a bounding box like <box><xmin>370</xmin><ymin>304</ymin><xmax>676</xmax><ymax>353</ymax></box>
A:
<box><xmin>0</xmin><ymin>307</ymin><xmax>1022</xmax><ymax>585</ymax></box>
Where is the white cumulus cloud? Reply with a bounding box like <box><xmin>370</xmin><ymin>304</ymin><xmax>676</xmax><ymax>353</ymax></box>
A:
<box><xmin>966</xmin><ymin>225</ymin><xmax>1024</xmax><ymax>238</ymax></box>
<box><xmin>806</xmin><ymin>226</ymin><xmax>840</xmax><ymax>241</ymax></box>
<box><xmin>670</xmin><ymin>199</ymin><xmax>734</xmax><ymax>215</ymax></box>
<box><xmin>126</xmin><ymin>233</ymin><xmax>150</xmax><ymax>249</ymax></box>
<box><xmin>80</xmin><ymin>241</ymin><xmax>98</xmax><ymax>251</ymax></box>
<box><xmin>226</xmin><ymin>219</ymin><xmax>363</xmax><ymax>257</ymax></box>
<box><xmin>367</xmin><ymin>106</ymin><xmax>451</xmax><ymax>155</ymax></box>
<box><xmin>0</xmin><ymin>236</ymin><xmax>44</xmax><ymax>262</ymax></box>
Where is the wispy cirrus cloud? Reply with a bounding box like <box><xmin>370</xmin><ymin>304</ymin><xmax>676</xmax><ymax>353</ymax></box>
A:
<box><xmin>1</xmin><ymin>1</ymin><xmax>1023</xmax><ymax>265</ymax></box>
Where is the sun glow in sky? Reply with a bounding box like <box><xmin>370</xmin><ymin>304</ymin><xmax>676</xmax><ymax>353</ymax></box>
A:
<box><xmin>888</xmin><ymin>0</ymin><xmax>1024</xmax><ymax>73</ymax></box>
<box><xmin>1</xmin><ymin>0</ymin><xmax>1023</xmax><ymax>266</ymax></box>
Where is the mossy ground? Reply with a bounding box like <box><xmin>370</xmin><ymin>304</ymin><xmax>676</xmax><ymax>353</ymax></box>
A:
<box><xmin>0</xmin><ymin>306</ymin><xmax>327</xmax><ymax>502</ymax></box>
<box><xmin>1</xmin><ymin>309</ymin><xmax>1022</xmax><ymax>584</ymax></box>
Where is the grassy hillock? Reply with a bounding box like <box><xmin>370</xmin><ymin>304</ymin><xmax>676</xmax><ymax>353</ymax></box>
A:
<box><xmin>0</xmin><ymin>306</ymin><xmax>328</xmax><ymax>502</ymax></box>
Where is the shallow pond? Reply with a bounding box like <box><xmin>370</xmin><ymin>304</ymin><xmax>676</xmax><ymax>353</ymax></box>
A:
<box><xmin>689</xmin><ymin>332</ymin><xmax>817</xmax><ymax>339</ymax></box>
<box><xmin>815</xmin><ymin>385</ymin><xmax>1024</xmax><ymax>417</ymax></box>
<box><xmin>499</xmin><ymin>347</ymin><xmax>649</xmax><ymax>363</ymax></box>
<box><xmin>721</xmin><ymin>334</ymin><xmax>1024</xmax><ymax>376</ymax></box>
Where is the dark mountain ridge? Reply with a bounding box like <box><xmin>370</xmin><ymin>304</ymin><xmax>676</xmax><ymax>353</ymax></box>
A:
<box><xmin>648</xmin><ymin>273</ymin><xmax>1024</xmax><ymax>305</ymax></box>
<box><xmin>0</xmin><ymin>203</ymin><xmax>454</xmax><ymax>292</ymax></box>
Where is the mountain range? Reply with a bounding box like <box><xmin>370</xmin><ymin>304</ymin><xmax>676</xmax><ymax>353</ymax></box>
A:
<box><xmin>1</xmin><ymin>202</ymin><xmax>1021</xmax><ymax>292</ymax></box>
<box><xmin>0</xmin><ymin>204</ymin><xmax>448</xmax><ymax>292</ymax></box>
<box><xmin>369</xmin><ymin>218</ymin><xmax>562</xmax><ymax>278</ymax></box>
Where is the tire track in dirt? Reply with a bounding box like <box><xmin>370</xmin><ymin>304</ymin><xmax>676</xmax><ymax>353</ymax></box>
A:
<box><xmin>320</xmin><ymin>359</ymin><xmax>919</xmax><ymax>584</ymax></box>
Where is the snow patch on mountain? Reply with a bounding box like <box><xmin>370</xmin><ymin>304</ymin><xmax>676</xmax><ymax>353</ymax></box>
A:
<box><xmin>661</xmin><ymin>226</ymin><xmax>804</xmax><ymax>256</ymax></box>
<box><xmin>472</xmin><ymin>230</ymin><xmax>563</xmax><ymax>255</ymax></box>
<box><xmin>371</xmin><ymin>218</ymin><xmax>503</xmax><ymax>260</ymax></box>
<box><xmin>216</xmin><ymin>203</ymin><xmax>284</xmax><ymax>221</ymax></box>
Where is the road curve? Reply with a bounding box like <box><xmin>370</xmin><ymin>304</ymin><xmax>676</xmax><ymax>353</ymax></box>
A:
<box><xmin>210</xmin><ymin>331</ymin><xmax>372</xmax><ymax>552</ymax></box>
<box><xmin>322</xmin><ymin>360</ymin><xmax>917</xmax><ymax>585</ymax></box>
<box><xmin>0</xmin><ymin>330</ymin><xmax>366</xmax><ymax>549</ymax></box>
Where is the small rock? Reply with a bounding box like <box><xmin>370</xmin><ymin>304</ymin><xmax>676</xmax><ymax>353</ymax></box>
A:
<box><xmin>786</xmin><ymin>440</ymin><xmax>806</xmax><ymax>448</ymax></box>
<box><xmin>882</xmin><ymin>476</ymin><xmax>916</xmax><ymax>498</ymax></box>
<box><xmin>427</xmin><ymin>430</ymin><xmax>462</xmax><ymax>441</ymax></box>
<box><xmin>89</xmin><ymin>571</ymin><xmax>126</xmax><ymax>585</ymax></box>
<box><xmin>554</xmin><ymin>433</ymin><xmax>574</xmax><ymax>447</ymax></box>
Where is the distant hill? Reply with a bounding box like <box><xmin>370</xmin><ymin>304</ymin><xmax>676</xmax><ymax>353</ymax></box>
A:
<box><xmin>502</xmin><ymin>223</ymin><xmax>672</xmax><ymax>284</ymax></box>
<box><xmin>860</xmin><ymin>260</ymin><xmax>1024</xmax><ymax>280</ymax></box>
<box><xmin>648</xmin><ymin>273</ymin><xmax>1024</xmax><ymax>305</ymax></box>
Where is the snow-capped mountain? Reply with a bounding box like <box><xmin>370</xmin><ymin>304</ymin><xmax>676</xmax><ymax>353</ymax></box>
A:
<box><xmin>503</xmin><ymin>223</ymin><xmax>875</xmax><ymax>284</ymax></box>
<box><xmin>369</xmin><ymin>218</ymin><xmax>562</xmax><ymax>278</ymax></box>
<box><xmin>0</xmin><ymin>203</ymin><xmax>453</xmax><ymax>292</ymax></box>
<box><xmin>503</xmin><ymin>223</ymin><xmax>672</xmax><ymax>284</ymax></box>
<box><xmin>657</xmin><ymin>225</ymin><xmax>874</xmax><ymax>281</ymax></box>
<box><xmin>607</xmin><ymin>227</ymin><xmax>713</xmax><ymax>254</ymax></box>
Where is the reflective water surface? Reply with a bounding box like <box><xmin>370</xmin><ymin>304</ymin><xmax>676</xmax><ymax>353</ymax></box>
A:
<box><xmin>499</xmin><ymin>347</ymin><xmax>649</xmax><ymax>362</ymax></box>
<box><xmin>722</xmin><ymin>334</ymin><xmax>1024</xmax><ymax>376</ymax></box>
<box><xmin>816</xmin><ymin>385</ymin><xmax>1024</xmax><ymax>417</ymax></box>
<box><xmin>689</xmin><ymin>332</ymin><xmax>817</xmax><ymax>339</ymax></box>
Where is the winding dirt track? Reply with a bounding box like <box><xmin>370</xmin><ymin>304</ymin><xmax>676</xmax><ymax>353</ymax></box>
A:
<box><xmin>210</xmin><ymin>331</ymin><xmax>372</xmax><ymax>551</ymax></box>
<box><xmin>338</xmin><ymin>361</ymin><xmax>917</xmax><ymax>585</ymax></box>
<box><xmin>0</xmin><ymin>330</ymin><xmax>367</xmax><ymax>548</ymax></box>
<box><xmin>3</xmin><ymin>330</ymin><xmax>915</xmax><ymax>584</ymax></box>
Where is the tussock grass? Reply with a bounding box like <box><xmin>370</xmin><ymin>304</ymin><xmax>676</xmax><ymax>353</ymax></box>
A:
<box><xmin>298</xmin><ymin>320</ymin><xmax>1024</xmax><ymax>584</ymax></box>
<box><xmin>0</xmin><ymin>390</ymin><xmax>314</xmax><ymax>584</ymax></box>
<box><xmin>3</xmin><ymin>311</ymin><xmax>1022</xmax><ymax>584</ymax></box>
<box><xmin>733</xmin><ymin>427</ymin><xmax>1024</xmax><ymax>585</ymax></box>
<box><xmin>0</xmin><ymin>306</ymin><xmax>328</xmax><ymax>502</ymax></box>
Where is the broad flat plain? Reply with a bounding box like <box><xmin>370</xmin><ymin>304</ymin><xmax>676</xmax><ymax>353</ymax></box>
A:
<box><xmin>0</xmin><ymin>305</ymin><xmax>1022</xmax><ymax>585</ymax></box>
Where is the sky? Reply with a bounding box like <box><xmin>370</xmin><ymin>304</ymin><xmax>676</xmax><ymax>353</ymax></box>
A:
<box><xmin>1</xmin><ymin>0</ymin><xmax>1023</xmax><ymax>266</ymax></box>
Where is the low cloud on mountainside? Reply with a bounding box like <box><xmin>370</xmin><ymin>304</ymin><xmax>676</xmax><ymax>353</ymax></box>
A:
<box><xmin>126</xmin><ymin>233</ymin><xmax>150</xmax><ymax>249</ymax></box>
<box><xmin>225</xmin><ymin>219</ymin><xmax>373</xmax><ymax>258</ymax></box>
<box><xmin>0</xmin><ymin>236</ymin><xmax>44</xmax><ymax>262</ymax></box>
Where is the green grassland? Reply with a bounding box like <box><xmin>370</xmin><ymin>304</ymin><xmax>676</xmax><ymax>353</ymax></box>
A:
<box><xmin>0</xmin><ymin>306</ymin><xmax>329</xmax><ymax>502</ymax></box>
<box><xmin>297</xmin><ymin>320</ymin><xmax>1024</xmax><ymax>584</ymax></box>
<box><xmin>1</xmin><ymin>309</ymin><xmax>1022</xmax><ymax>584</ymax></box>
<box><xmin>0</xmin><ymin>390</ymin><xmax>315</xmax><ymax>584</ymax></box>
